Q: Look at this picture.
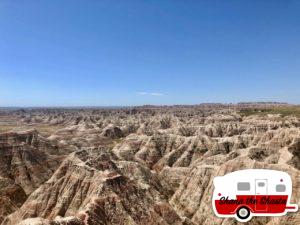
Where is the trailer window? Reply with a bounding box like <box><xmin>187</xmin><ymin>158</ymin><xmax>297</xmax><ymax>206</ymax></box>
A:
<box><xmin>258</xmin><ymin>182</ymin><xmax>265</xmax><ymax>187</ymax></box>
<box><xmin>276</xmin><ymin>184</ymin><xmax>286</xmax><ymax>192</ymax></box>
<box><xmin>237</xmin><ymin>182</ymin><xmax>250</xmax><ymax>191</ymax></box>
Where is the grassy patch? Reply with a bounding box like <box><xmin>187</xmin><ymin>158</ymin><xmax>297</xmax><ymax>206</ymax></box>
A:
<box><xmin>0</xmin><ymin>123</ymin><xmax>63</xmax><ymax>136</ymax></box>
<box><xmin>26</xmin><ymin>124</ymin><xmax>64</xmax><ymax>137</ymax></box>
<box><xmin>0</xmin><ymin>125</ymin><xmax>16</xmax><ymax>133</ymax></box>
<box><xmin>239</xmin><ymin>106</ymin><xmax>300</xmax><ymax>118</ymax></box>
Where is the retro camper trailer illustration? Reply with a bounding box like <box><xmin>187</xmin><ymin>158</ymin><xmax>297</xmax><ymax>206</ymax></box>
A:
<box><xmin>212</xmin><ymin>169</ymin><xmax>298</xmax><ymax>222</ymax></box>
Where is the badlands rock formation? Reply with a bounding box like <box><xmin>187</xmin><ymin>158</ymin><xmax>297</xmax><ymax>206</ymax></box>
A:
<box><xmin>0</xmin><ymin>130</ymin><xmax>66</xmax><ymax>223</ymax></box>
<box><xmin>0</xmin><ymin>104</ymin><xmax>299</xmax><ymax>225</ymax></box>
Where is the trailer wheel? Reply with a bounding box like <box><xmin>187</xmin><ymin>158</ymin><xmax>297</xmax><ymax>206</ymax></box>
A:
<box><xmin>236</xmin><ymin>206</ymin><xmax>250</xmax><ymax>220</ymax></box>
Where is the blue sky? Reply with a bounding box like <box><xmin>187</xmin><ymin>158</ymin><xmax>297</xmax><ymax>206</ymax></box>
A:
<box><xmin>0</xmin><ymin>0</ymin><xmax>300</xmax><ymax>106</ymax></box>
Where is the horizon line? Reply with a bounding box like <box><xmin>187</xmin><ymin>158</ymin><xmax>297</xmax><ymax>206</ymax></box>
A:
<box><xmin>0</xmin><ymin>102</ymin><xmax>295</xmax><ymax>109</ymax></box>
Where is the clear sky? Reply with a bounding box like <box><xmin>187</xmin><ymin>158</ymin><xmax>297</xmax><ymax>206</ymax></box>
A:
<box><xmin>0</xmin><ymin>0</ymin><xmax>300</xmax><ymax>106</ymax></box>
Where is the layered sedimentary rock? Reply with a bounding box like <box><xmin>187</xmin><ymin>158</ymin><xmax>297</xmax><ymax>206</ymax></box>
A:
<box><xmin>3</xmin><ymin>148</ymin><xmax>189</xmax><ymax>225</ymax></box>
<box><xmin>0</xmin><ymin>177</ymin><xmax>26</xmax><ymax>223</ymax></box>
<box><xmin>0</xmin><ymin>130</ymin><xmax>66</xmax><ymax>223</ymax></box>
<box><xmin>0</xmin><ymin>130</ymin><xmax>65</xmax><ymax>194</ymax></box>
<box><xmin>0</xmin><ymin>105</ymin><xmax>299</xmax><ymax>225</ymax></box>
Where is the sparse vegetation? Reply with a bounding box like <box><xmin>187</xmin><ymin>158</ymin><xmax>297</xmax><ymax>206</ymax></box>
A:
<box><xmin>0</xmin><ymin>125</ymin><xmax>15</xmax><ymax>133</ymax></box>
<box><xmin>239</xmin><ymin>106</ymin><xmax>300</xmax><ymax>118</ymax></box>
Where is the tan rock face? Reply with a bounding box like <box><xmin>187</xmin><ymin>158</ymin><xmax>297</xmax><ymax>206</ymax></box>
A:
<box><xmin>0</xmin><ymin>130</ymin><xmax>67</xmax><ymax>223</ymax></box>
<box><xmin>0</xmin><ymin>106</ymin><xmax>299</xmax><ymax>225</ymax></box>
<box><xmin>2</xmin><ymin>148</ymin><xmax>185</xmax><ymax>225</ymax></box>
<box><xmin>0</xmin><ymin>130</ymin><xmax>65</xmax><ymax>194</ymax></box>
<box><xmin>0</xmin><ymin>177</ymin><xmax>27</xmax><ymax>224</ymax></box>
